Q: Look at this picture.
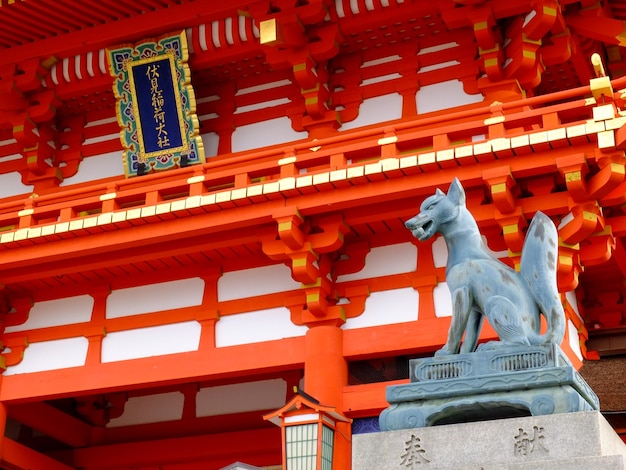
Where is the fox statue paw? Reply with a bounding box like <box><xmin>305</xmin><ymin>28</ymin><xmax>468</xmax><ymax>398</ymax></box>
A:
<box><xmin>434</xmin><ymin>346</ymin><xmax>454</xmax><ymax>357</ymax></box>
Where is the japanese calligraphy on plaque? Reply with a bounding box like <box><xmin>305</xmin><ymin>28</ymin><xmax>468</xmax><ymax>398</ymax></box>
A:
<box><xmin>107</xmin><ymin>31</ymin><xmax>205</xmax><ymax>177</ymax></box>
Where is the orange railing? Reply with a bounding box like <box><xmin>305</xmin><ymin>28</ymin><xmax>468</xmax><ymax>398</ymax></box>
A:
<box><xmin>0</xmin><ymin>76</ymin><xmax>624</xmax><ymax>242</ymax></box>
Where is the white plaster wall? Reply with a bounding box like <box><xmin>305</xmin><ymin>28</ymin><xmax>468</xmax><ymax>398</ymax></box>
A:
<box><xmin>5</xmin><ymin>295</ymin><xmax>93</xmax><ymax>332</ymax></box>
<box><xmin>565</xmin><ymin>290</ymin><xmax>581</xmax><ymax>318</ymax></box>
<box><xmin>418</xmin><ymin>60</ymin><xmax>460</xmax><ymax>74</ymax></box>
<box><xmin>337</xmin><ymin>242</ymin><xmax>417</xmax><ymax>282</ymax></box>
<box><xmin>567</xmin><ymin>319</ymin><xmax>583</xmax><ymax>361</ymax></box>
<box><xmin>432</xmin><ymin>236</ymin><xmax>448</xmax><ymax>268</ymax></box>
<box><xmin>340</xmin><ymin>93</ymin><xmax>403</xmax><ymax>131</ymax></box>
<box><xmin>0</xmin><ymin>147</ymin><xmax>21</xmax><ymax>165</ymax></box>
<box><xmin>362</xmin><ymin>73</ymin><xmax>403</xmax><ymax>86</ymax></box>
<box><xmin>361</xmin><ymin>55</ymin><xmax>402</xmax><ymax>68</ymax></box>
<box><xmin>416</xmin><ymin>79</ymin><xmax>483</xmax><ymax>114</ymax></box>
<box><xmin>218</xmin><ymin>264</ymin><xmax>300</xmax><ymax>301</ymax></box>
<box><xmin>0</xmin><ymin>172</ymin><xmax>32</xmax><ymax>199</ymax></box>
<box><xmin>107</xmin><ymin>392</ymin><xmax>184</xmax><ymax>427</ymax></box>
<box><xmin>417</xmin><ymin>42</ymin><xmax>459</xmax><ymax>56</ymax></box>
<box><xmin>106</xmin><ymin>278</ymin><xmax>205</xmax><ymax>318</ymax></box>
<box><xmin>231</xmin><ymin>117</ymin><xmax>307</xmax><ymax>153</ymax></box>
<box><xmin>196</xmin><ymin>379</ymin><xmax>287</xmax><ymax>417</ymax></box>
<box><xmin>200</xmin><ymin>131</ymin><xmax>219</xmax><ymax>158</ymax></box>
<box><xmin>4</xmin><ymin>337</ymin><xmax>89</xmax><ymax>375</ymax></box>
<box><xmin>215</xmin><ymin>307</ymin><xmax>307</xmax><ymax>347</ymax></box>
<box><xmin>236</xmin><ymin>79</ymin><xmax>293</xmax><ymax>97</ymax></box>
<box><xmin>101</xmin><ymin>321</ymin><xmax>202</xmax><ymax>362</ymax></box>
<box><xmin>343</xmin><ymin>287</ymin><xmax>419</xmax><ymax>329</ymax></box>
<box><xmin>60</xmin><ymin>151</ymin><xmax>124</xmax><ymax>186</ymax></box>
<box><xmin>433</xmin><ymin>282</ymin><xmax>452</xmax><ymax>318</ymax></box>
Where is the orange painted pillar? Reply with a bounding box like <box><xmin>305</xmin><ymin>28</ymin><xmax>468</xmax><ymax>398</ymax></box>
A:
<box><xmin>304</xmin><ymin>324</ymin><xmax>351</xmax><ymax>469</ymax></box>
<box><xmin>0</xmin><ymin>396</ymin><xmax>6</xmax><ymax>463</ymax></box>
<box><xmin>304</xmin><ymin>325</ymin><xmax>345</xmax><ymax>404</ymax></box>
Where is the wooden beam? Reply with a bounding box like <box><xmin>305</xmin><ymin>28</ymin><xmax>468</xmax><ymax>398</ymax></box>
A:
<box><xmin>0</xmin><ymin>1</ymin><xmax>251</xmax><ymax>67</ymax></box>
<box><xmin>104</xmin><ymin>409</ymin><xmax>276</xmax><ymax>444</ymax></box>
<box><xmin>343</xmin><ymin>381</ymin><xmax>405</xmax><ymax>418</ymax></box>
<box><xmin>567</xmin><ymin>13</ymin><xmax>626</xmax><ymax>47</ymax></box>
<box><xmin>0</xmin><ymin>159</ymin><xmax>575</xmax><ymax>285</ymax></box>
<box><xmin>66</xmin><ymin>427</ymin><xmax>281</xmax><ymax>469</ymax></box>
<box><xmin>1</xmin><ymin>438</ymin><xmax>74</xmax><ymax>470</ymax></box>
<box><xmin>612</xmin><ymin>238</ymin><xmax>626</xmax><ymax>279</ymax></box>
<box><xmin>8</xmin><ymin>402</ymin><xmax>93</xmax><ymax>448</ymax></box>
<box><xmin>0</xmin><ymin>338</ymin><xmax>305</xmax><ymax>403</ymax></box>
<box><xmin>0</xmin><ymin>222</ymin><xmax>267</xmax><ymax>283</ymax></box>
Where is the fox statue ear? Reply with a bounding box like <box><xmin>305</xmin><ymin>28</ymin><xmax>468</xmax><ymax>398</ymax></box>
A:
<box><xmin>435</xmin><ymin>188</ymin><xmax>445</xmax><ymax>197</ymax></box>
<box><xmin>447</xmin><ymin>178</ymin><xmax>466</xmax><ymax>206</ymax></box>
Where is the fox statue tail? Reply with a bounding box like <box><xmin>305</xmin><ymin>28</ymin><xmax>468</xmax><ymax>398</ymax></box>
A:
<box><xmin>519</xmin><ymin>211</ymin><xmax>566</xmax><ymax>345</ymax></box>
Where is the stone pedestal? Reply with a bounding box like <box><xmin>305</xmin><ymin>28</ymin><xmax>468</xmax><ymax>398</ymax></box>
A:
<box><xmin>354</xmin><ymin>411</ymin><xmax>626</xmax><ymax>469</ymax></box>
<box><xmin>380</xmin><ymin>344</ymin><xmax>598</xmax><ymax>430</ymax></box>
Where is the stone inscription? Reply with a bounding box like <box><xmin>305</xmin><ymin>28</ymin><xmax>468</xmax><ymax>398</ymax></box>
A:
<box><xmin>400</xmin><ymin>434</ymin><xmax>430</xmax><ymax>467</ymax></box>
<box><xmin>514</xmin><ymin>426</ymin><xmax>549</xmax><ymax>457</ymax></box>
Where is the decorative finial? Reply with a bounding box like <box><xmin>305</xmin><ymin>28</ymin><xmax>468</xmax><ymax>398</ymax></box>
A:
<box><xmin>591</xmin><ymin>53</ymin><xmax>605</xmax><ymax>78</ymax></box>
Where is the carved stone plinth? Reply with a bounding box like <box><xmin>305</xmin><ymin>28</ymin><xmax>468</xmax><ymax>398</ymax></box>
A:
<box><xmin>380</xmin><ymin>344</ymin><xmax>598</xmax><ymax>431</ymax></box>
<box><xmin>355</xmin><ymin>411</ymin><xmax>626</xmax><ymax>469</ymax></box>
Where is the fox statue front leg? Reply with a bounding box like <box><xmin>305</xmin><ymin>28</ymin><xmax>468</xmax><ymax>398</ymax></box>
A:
<box><xmin>436</xmin><ymin>285</ymin><xmax>474</xmax><ymax>356</ymax></box>
<box><xmin>460</xmin><ymin>308</ymin><xmax>483</xmax><ymax>353</ymax></box>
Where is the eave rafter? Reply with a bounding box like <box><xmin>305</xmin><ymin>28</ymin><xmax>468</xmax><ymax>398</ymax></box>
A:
<box><xmin>0</xmin><ymin>1</ymin><xmax>252</xmax><ymax>67</ymax></box>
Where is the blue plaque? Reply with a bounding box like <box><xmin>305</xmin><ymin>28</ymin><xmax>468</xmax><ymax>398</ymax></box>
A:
<box><xmin>108</xmin><ymin>32</ymin><xmax>205</xmax><ymax>177</ymax></box>
<box><xmin>129</xmin><ymin>56</ymin><xmax>186</xmax><ymax>157</ymax></box>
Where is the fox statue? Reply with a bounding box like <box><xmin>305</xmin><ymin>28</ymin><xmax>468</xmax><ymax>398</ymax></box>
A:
<box><xmin>405</xmin><ymin>178</ymin><xmax>565</xmax><ymax>356</ymax></box>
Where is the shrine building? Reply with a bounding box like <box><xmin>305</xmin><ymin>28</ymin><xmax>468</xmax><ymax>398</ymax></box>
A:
<box><xmin>0</xmin><ymin>0</ymin><xmax>625</xmax><ymax>468</ymax></box>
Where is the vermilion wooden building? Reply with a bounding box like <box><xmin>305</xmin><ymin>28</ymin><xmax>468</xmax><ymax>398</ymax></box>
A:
<box><xmin>0</xmin><ymin>0</ymin><xmax>625</xmax><ymax>468</ymax></box>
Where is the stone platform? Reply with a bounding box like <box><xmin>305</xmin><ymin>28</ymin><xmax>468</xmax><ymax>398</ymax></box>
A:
<box><xmin>354</xmin><ymin>411</ymin><xmax>626</xmax><ymax>469</ymax></box>
<box><xmin>380</xmin><ymin>344</ymin><xmax>599</xmax><ymax>430</ymax></box>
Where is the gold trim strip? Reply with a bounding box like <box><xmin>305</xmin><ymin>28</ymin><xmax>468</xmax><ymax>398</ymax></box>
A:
<box><xmin>215</xmin><ymin>191</ymin><xmax>232</xmax><ymax>203</ymax></box>
<box><xmin>187</xmin><ymin>175</ymin><xmax>205</xmax><ymax>184</ymax></box>
<box><xmin>330</xmin><ymin>169</ymin><xmax>347</xmax><ymax>181</ymax></box>
<box><xmin>55</xmin><ymin>222</ymin><xmax>70</xmax><ymax>234</ymax></box>
<box><xmin>484</xmin><ymin>116</ymin><xmax>505</xmax><ymax>125</ymax></box>
<box><xmin>278</xmin><ymin>156</ymin><xmax>297</xmax><ymax>166</ymax></box>
<box><xmin>0</xmin><ymin>232</ymin><xmax>15</xmax><ymax>244</ymax></box>
<box><xmin>378</xmin><ymin>136</ymin><xmax>398</xmax><ymax>146</ymax></box>
<box><xmin>185</xmin><ymin>196</ymin><xmax>202</xmax><ymax>209</ymax></box>
<box><xmin>69</xmin><ymin>220</ymin><xmax>84</xmax><ymax>231</ymax></box>
<box><xmin>14</xmin><ymin>229</ymin><xmax>29</xmax><ymax>241</ymax></box>
<box><xmin>170</xmin><ymin>200</ymin><xmax>187</xmax><ymax>212</ymax></box>
<box><xmin>381</xmin><ymin>158</ymin><xmax>400</xmax><ymax>171</ymax></box>
<box><xmin>279</xmin><ymin>177</ymin><xmax>296</xmax><ymax>191</ymax></box>
<box><xmin>112</xmin><ymin>212</ymin><xmax>127</xmax><ymax>223</ymax></box>
<box><xmin>100</xmin><ymin>193</ymin><xmax>117</xmax><ymax>201</ymax></box>
<box><xmin>347</xmin><ymin>166</ymin><xmax>364</xmax><ymax>178</ymax></box>
<box><xmin>127</xmin><ymin>208</ymin><xmax>142</xmax><ymax>220</ymax></box>
<box><xmin>27</xmin><ymin>227</ymin><xmax>42</xmax><ymax>239</ymax></box>
<box><xmin>263</xmin><ymin>181</ymin><xmax>280</xmax><ymax>194</ymax></box>
<box><xmin>18</xmin><ymin>209</ymin><xmax>34</xmax><ymax>217</ymax></box>
<box><xmin>41</xmin><ymin>225</ymin><xmax>57</xmax><ymax>236</ymax></box>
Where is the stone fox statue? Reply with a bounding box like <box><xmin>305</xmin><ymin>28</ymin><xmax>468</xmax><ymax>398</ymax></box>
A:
<box><xmin>405</xmin><ymin>178</ymin><xmax>566</xmax><ymax>356</ymax></box>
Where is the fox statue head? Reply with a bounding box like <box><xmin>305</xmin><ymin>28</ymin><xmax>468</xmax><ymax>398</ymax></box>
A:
<box><xmin>405</xmin><ymin>178</ymin><xmax>465</xmax><ymax>241</ymax></box>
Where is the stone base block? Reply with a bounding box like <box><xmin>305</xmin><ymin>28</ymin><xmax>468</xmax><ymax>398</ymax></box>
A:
<box><xmin>353</xmin><ymin>411</ymin><xmax>626</xmax><ymax>469</ymax></box>
<box><xmin>380</xmin><ymin>344</ymin><xmax>599</xmax><ymax>430</ymax></box>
